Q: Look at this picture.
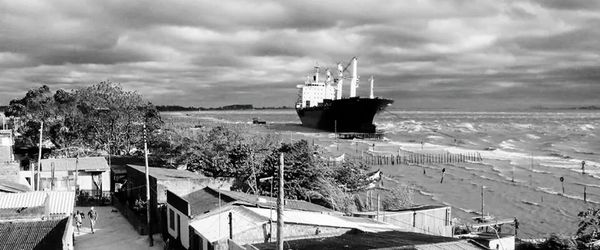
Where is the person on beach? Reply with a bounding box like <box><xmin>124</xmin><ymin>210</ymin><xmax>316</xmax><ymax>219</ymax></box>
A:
<box><xmin>73</xmin><ymin>210</ymin><xmax>83</xmax><ymax>234</ymax></box>
<box><xmin>87</xmin><ymin>207</ymin><xmax>98</xmax><ymax>234</ymax></box>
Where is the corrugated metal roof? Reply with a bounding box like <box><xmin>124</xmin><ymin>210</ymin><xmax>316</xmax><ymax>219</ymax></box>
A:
<box><xmin>251</xmin><ymin>230</ymin><xmax>470</xmax><ymax>250</ymax></box>
<box><xmin>0</xmin><ymin>218</ymin><xmax>68</xmax><ymax>250</ymax></box>
<box><xmin>0</xmin><ymin>191</ymin><xmax>75</xmax><ymax>216</ymax></box>
<box><xmin>0</xmin><ymin>192</ymin><xmax>46</xmax><ymax>208</ymax></box>
<box><xmin>46</xmin><ymin>191</ymin><xmax>75</xmax><ymax>215</ymax></box>
<box><xmin>40</xmin><ymin>157</ymin><xmax>109</xmax><ymax>172</ymax></box>
<box><xmin>416</xmin><ymin>240</ymin><xmax>484</xmax><ymax>250</ymax></box>
<box><xmin>243</xmin><ymin>207</ymin><xmax>399</xmax><ymax>232</ymax></box>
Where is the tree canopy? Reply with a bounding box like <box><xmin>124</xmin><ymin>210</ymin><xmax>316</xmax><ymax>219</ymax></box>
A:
<box><xmin>5</xmin><ymin>81</ymin><xmax>161</xmax><ymax>157</ymax></box>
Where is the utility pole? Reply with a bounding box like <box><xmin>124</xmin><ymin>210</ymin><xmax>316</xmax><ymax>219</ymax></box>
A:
<box><xmin>75</xmin><ymin>155</ymin><xmax>79</xmax><ymax>194</ymax></box>
<box><xmin>229</xmin><ymin>212</ymin><xmax>233</xmax><ymax>240</ymax></box>
<box><xmin>37</xmin><ymin>122</ymin><xmax>43</xmax><ymax>191</ymax></box>
<box><xmin>143</xmin><ymin>124</ymin><xmax>153</xmax><ymax>246</ymax></box>
<box><xmin>277</xmin><ymin>153</ymin><xmax>285</xmax><ymax>250</ymax></box>
<box><xmin>50</xmin><ymin>162</ymin><xmax>55</xmax><ymax>190</ymax></box>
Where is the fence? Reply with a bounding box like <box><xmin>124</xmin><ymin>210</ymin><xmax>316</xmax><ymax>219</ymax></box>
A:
<box><xmin>328</xmin><ymin>152</ymin><xmax>483</xmax><ymax>166</ymax></box>
<box><xmin>112</xmin><ymin>193</ymin><xmax>149</xmax><ymax>235</ymax></box>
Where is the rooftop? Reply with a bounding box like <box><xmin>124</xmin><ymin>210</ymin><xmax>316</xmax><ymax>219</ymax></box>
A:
<box><xmin>180</xmin><ymin>187</ymin><xmax>333</xmax><ymax>217</ymax></box>
<box><xmin>0</xmin><ymin>180</ymin><xmax>31</xmax><ymax>193</ymax></box>
<box><xmin>0</xmin><ymin>191</ymin><xmax>75</xmax><ymax>216</ymax></box>
<box><xmin>352</xmin><ymin>205</ymin><xmax>448</xmax><ymax>216</ymax></box>
<box><xmin>0</xmin><ymin>218</ymin><xmax>68</xmax><ymax>250</ymax></box>
<box><xmin>190</xmin><ymin>206</ymin><xmax>400</xmax><ymax>244</ymax></box>
<box><xmin>251</xmin><ymin>230</ymin><xmax>482</xmax><ymax>250</ymax></box>
<box><xmin>216</xmin><ymin>188</ymin><xmax>334</xmax><ymax>213</ymax></box>
<box><xmin>127</xmin><ymin>164</ymin><xmax>205</xmax><ymax>180</ymax></box>
<box><xmin>40</xmin><ymin>157</ymin><xmax>109</xmax><ymax>172</ymax></box>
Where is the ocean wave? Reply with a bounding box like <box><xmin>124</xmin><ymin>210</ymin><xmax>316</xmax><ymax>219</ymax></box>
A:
<box><xmin>521</xmin><ymin>200</ymin><xmax>540</xmax><ymax>206</ymax></box>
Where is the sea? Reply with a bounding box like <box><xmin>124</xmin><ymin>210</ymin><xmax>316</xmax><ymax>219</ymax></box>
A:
<box><xmin>162</xmin><ymin>109</ymin><xmax>600</xmax><ymax>238</ymax></box>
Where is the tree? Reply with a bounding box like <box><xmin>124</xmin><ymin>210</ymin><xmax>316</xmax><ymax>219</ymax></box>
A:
<box><xmin>261</xmin><ymin>139</ymin><xmax>327</xmax><ymax>200</ymax></box>
<box><xmin>5</xmin><ymin>81</ymin><xmax>161</xmax><ymax>157</ymax></box>
<box><xmin>74</xmin><ymin>81</ymin><xmax>162</xmax><ymax>155</ymax></box>
<box><xmin>577</xmin><ymin>208</ymin><xmax>600</xmax><ymax>245</ymax></box>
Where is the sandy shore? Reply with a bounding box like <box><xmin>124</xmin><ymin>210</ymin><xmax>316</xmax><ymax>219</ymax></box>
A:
<box><xmin>286</xmin><ymin>130</ymin><xmax>599</xmax><ymax>238</ymax></box>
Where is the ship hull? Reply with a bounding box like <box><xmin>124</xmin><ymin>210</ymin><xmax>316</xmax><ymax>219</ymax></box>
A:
<box><xmin>296</xmin><ymin>97</ymin><xmax>393</xmax><ymax>133</ymax></box>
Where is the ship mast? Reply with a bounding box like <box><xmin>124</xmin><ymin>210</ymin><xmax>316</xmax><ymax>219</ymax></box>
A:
<box><xmin>336</xmin><ymin>63</ymin><xmax>343</xmax><ymax>99</ymax></box>
<box><xmin>369</xmin><ymin>75</ymin><xmax>374</xmax><ymax>99</ymax></box>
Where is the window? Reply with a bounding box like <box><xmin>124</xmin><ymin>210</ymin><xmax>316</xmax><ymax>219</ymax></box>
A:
<box><xmin>169</xmin><ymin>208</ymin><xmax>175</xmax><ymax>230</ymax></box>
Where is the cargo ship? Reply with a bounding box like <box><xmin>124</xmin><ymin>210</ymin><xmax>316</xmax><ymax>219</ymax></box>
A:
<box><xmin>295</xmin><ymin>57</ymin><xmax>393</xmax><ymax>133</ymax></box>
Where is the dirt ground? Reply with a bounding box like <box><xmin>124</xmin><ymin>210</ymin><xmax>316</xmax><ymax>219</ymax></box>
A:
<box><xmin>73</xmin><ymin>206</ymin><xmax>165</xmax><ymax>250</ymax></box>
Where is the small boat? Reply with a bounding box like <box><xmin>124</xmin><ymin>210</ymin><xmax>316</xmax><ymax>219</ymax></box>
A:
<box><xmin>252</xmin><ymin>118</ymin><xmax>266</xmax><ymax>124</ymax></box>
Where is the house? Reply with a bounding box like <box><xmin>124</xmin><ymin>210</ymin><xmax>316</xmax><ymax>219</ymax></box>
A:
<box><xmin>117</xmin><ymin>164</ymin><xmax>231</xmax><ymax>236</ymax></box>
<box><xmin>352</xmin><ymin>204</ymin><xmax>453</xmax><ymax>237</ymax></box>
<box><xmin>0</xmin><ymin>129</ymin><xmax>29</xmax><ymax>193</ymax></box>
<box><xmin>249</xmin><ymin>230</ymin><xmax>485</xmax><ymax>250</ymax></box>
<box><xmin>166</xmin><ymin>187</ymin><xmax>399</xmax><ymax>250</ymax></box>
<box><xmin>39</xmin><ymin>157</ymin><xmax>110</xmax><ymax>198</ymax></box>
<box><xmin>0</xmin><ymin>190</ymin><xmax>76</xmax><ymax>249</ymax></box>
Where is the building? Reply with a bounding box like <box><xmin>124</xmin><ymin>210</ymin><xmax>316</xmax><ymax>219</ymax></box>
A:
<box><xmin>117</xmin><ymin>164</ymin><xmax>231</xmax><ymax>236</ymax></box>
<box><xmin>0</xmin><ymin>190</ymin><xmax>76</xmax><ymax>249</ymax></box>
<box><xmin>166</xmin><ymin>187</ymin><xmax>400</xmax><ymax>250</ymax></box>
<box><xmin>352</xmin><ymin>204</ymin><xmax>453</xmax><ymax>237</ymax></box>
<box><xmin>39</xmin><ymin>157</ymin><xmax>110</xmax><ymax>197</ymax></box>
<box><xmin>0</xmin><ymin>129</ymin><xmax>30</xmax><ymax>193</ymax></box>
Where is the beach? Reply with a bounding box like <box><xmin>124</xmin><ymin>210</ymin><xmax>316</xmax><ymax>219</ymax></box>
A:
<box><xmin>162</xmin><ymin>109</ymin><xmax>600</xmax><ymax>238</ymax></box>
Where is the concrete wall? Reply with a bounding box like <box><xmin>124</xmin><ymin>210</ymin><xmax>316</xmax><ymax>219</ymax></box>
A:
<box><xmin>38</xmin><ymin>170</ymin><xmax>110</xmax><ymax>192</ymax></box>
<box><xmin>380</xmin><ymin>207</ymin><xmax>452</xmax><ymax>237</ymax></box>
<box><xmin>0</xmin><ymin>161</ymin><xmax>20</xmax><ymax>182</ymax></box>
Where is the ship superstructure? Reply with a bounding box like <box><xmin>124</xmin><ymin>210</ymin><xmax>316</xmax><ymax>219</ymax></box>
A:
<box><xmin>295</xmin><ymin>57</ymin><xmax>393</xmax><ymax>133</ymax></box>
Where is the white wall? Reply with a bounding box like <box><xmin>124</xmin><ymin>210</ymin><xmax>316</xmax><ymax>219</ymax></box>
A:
<box><xmin>39</xmin><ymin>170</ymin><xmax>110</xmax><ymax>192</ymax></box>
<box><xmin>488</xmin><ymin>236</ymin><xmax>515</xmax><ymax>250</ymax></box>
<box><xmin>167</xmin><ymin>204</ymin><xmax>190</xmax><ymax>249</ymax></box>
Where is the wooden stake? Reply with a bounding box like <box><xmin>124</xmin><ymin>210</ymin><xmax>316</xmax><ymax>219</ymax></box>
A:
<box><xmin>481</xmin><ymin>186</ymin><xmax>485</xmax><ymax>220</ymax></box>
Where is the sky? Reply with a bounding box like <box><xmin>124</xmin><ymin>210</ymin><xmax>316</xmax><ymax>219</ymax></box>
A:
<box><xmin>1</xmin><ymin>0</ymin><xmax>599</xmax><ymax>110</ymax></box>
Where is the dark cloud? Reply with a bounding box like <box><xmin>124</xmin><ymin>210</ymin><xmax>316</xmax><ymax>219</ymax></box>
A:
<box><xmin>1</xmin><ymin>0</ymin><xmax>599</xmax><ymax>109</ymax></box>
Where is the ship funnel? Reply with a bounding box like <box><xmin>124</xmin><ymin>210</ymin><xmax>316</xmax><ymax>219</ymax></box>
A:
<box><xmin>350</xmin><ymin>57</ymin><xmax>358</xmax><ymax>97</ymax></box>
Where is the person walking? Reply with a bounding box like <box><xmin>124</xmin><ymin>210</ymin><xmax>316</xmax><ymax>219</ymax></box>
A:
<box><xmin>73</xmin><ymin>211</ymin><xmax>83</xmax><ymax>234</ymax></box>
<box><xmin>87</xmin><ymin>207</ymin><xmax>98</xmax><ymax>234</ymax></box>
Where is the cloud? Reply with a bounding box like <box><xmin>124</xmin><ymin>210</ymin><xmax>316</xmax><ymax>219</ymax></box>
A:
<box><xmin>0</xmin><ymin>0</ymin><xmax>599</xmax><ymax>109</ymax></box>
